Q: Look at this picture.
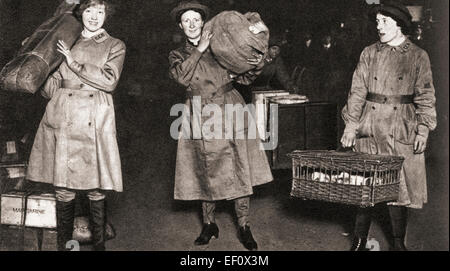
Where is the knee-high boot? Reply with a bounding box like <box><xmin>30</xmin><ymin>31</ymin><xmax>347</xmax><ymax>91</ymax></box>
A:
<box><xmin>388</xmin><ymin>206</ymin><xmax>408</xmax><ymax>251</ymax></box>
<box><xmin>56</xmin><ymin>200</ymin><xmax>75</xmax><ymax>251</ymax></box>
<box><xmin>89</xmin><ymin>199</ymin><xmax>106</xmax><ymax>251</ymax></box>
<box><xmin>350</xmin><ymin>207</ymin><xmax>372</xmax><ymax>251</ymax></box>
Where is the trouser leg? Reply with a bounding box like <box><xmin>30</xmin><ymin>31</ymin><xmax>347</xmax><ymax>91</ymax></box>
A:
<box><xmin>234</xmin><ymin>197</ymin><xmax>250</xmax><ymax>228</ymax></box>
<box><xmin>354</xmin><ymin>207</ymin><xmax>372</xmax><ymax>238</ymax></box>
<box><xmin>350</xmin><ymin>207</ymin><xmax>372</xmax><ymax>251</ymax></box>
<box><xmin>234</xmin><ymin>197</ymin><xmax>257</xmax><ymax>250</ymax></box>
<box><xmin>195</xmin><ymin>201</ymin><xmax>219</xmax><ymax>245</ymax></box>
<box><xmin>202</xmin><ymin>201</ymin><xmax>216</xmax><ymax>224</ymax></box>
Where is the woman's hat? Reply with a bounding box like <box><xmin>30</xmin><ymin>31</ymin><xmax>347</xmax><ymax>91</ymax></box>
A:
<box><xmin>170</xmin><ymin>1</ymin><xmax>210</xmax><ymax>22</ymax></box>
<box><xmin>269</xmin><ymin>34</ymin><xmax>283</xmax><ymax>47</ymax></box>
<box><xmin>371</xmin><ymin>0</ymin><xmax>412</xmax><ymax>28</ymax></box>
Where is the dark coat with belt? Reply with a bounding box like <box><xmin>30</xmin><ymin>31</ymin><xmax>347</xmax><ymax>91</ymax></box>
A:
<box><xmin>342</xmin><ymin>39</ymin><xmax>436</xmax><ymax>208</ymax></box>
<box><xmin>169</xmin><ymin>41</ymin><xmax>273</xmax><ymax>201</ymax></box>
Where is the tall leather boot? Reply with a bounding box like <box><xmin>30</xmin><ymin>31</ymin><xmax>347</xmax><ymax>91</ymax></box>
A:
<box><xmin>388</xmin><ymin>206</ymin><xmax>408</xmax><ymax>251</ymax></box>
<box><xmin>350</xmin><ymin>207</ymin><xmax>372</xmax><ymax>251</ymax></box>
<box><xmin>56</xmin><ymin>200</ymin><xmax>75</xmax><ymax>251</ymax></box>
<box><xmin>89</xmin><ymin>199</ymin><xmax>106</xmax><ymax>251</ymax></box>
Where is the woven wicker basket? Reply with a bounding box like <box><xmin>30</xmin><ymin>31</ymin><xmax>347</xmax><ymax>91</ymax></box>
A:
<box><xmin>288</xmin><ymin>150</ymin><xmax>404</xmax><ymax>207</ymax></box>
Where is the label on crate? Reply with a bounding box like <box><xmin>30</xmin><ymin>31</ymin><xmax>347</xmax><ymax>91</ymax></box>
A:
<box><xmin>6</xmin><ymin>141</ymin><xmax>17</xmax><ymax>154</ymax></box>
<box><xmin>1</xmin><ymin>193</ymin><xmax>57</xmax><ymax>228</ymax></box>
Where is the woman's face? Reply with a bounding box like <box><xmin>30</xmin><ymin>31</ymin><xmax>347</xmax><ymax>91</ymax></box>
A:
<box><xmin>268</xmin><ymin>45</ymin><xmax>280</xmax><ymax>59</ymax></box>
<box><xmin>82</xmin><ymin>4</ymin><xmax>106</xmax><ymax>33</ymax></box>
<box><xmin>376</xmin><ymin>13</ymin><xmax>402</xmax><ymax>44</ymax></box>
<box><xmin>179</xmin><ymin>10</ymin><xmax>204</xmax><ymax>41</ymax></box>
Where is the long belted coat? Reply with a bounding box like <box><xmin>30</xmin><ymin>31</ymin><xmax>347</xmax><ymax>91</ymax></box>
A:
<box><xmin>342</xmin><ymin>39</ymin><xmax>436</xmax><ymax>209</ymax></box>
<box><xmin>27</xmin><ymin>30</ymin><xmax>126</xmax><ymax>192</ymax></box>
<box><xmin>169</xmin><ymin>41</ymin><xmax>273</xmax><ymax>201</ymax></box>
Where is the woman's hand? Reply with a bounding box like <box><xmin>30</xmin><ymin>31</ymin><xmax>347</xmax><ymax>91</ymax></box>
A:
<box><xmin>57</xmin><ymin>40</ymin><xmax>74</xmax><ymax>65</ymax></box>
<box><xmin>247</xmin><ymin>52</ymin><xmax>264</xmax><ymax>65</ymax></box>
<box><xmin>414</xmin><ymin>125</ymin><xmax>429</xmax><ymax>154</ymax></box>
<box><xmin>340</xmin><ymin>132</ymin><xmax>356</xmax><ymax>148</ymax></box>
<box><xmin>249</xmin><ymin>21</ymin><xmax>268</xmax><ymax>35</ymax></box>
<box><xmin>197</xmin><ymin>30</ymin><xmax>214</xmax><ymax>53</ymax></box>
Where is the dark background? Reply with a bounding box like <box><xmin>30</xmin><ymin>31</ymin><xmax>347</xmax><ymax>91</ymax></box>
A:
<box><xmin>0</xmin><ymin>0</ymin><xmax>448</xmax><ymax>251</ymax></box>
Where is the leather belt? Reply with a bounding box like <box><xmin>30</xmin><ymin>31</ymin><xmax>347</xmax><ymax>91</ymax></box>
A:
<box><xmin>366</xmin><ymin>93</ymin><xmax>414</xmax><ymax>104</ymax></box>
<box><xmin>187</xmin><ymin>82</ymin><xmax>234</xmax><ymax>100</ymax></box>
<box><xmin>61</xmin><ymin>80</ymin><xmax>97</xmax><ymax>91</ymax></box>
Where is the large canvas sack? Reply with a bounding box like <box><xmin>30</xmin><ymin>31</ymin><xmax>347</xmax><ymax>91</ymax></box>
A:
<box><xmin>203</xmin><ymin>11</ymin><xmax>269</xmax><ymax>74</ymax></box>
<box><xmin>0</xmin><ymin>3</ymin><xmax>82</xmax><ymax>94</ymax></box>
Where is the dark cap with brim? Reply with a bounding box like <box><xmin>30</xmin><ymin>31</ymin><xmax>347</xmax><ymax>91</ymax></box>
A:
<box><xmin>371</xmin><ymin>1</ymin><xmax>412</xmax><ymax>28</ymax></box>
<box><xmin>170</xmin><ymin>1</ymin><xmax>210</xmax><ymax>23</ymax></box>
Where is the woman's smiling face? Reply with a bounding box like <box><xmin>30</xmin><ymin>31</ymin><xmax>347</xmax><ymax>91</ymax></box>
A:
<box><xmin>82</xmin><ymin>4</ymin><xmax>106</xmax><ymax>33</ymax></box>
<box><xmin>179</xmin><ymin>10</ymin><xmax>204</xmax><ymax>41</ymax></box>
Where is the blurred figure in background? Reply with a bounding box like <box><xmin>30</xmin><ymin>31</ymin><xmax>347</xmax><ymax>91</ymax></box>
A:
<box><xmin>291</xmin><ymin>32</ymin><xmax>318</xmax><ymax>99</ymax></box>
<box><xmin>250</xmin><ymin>35</ymin><xmax>299</xmax><ymax>93</ymax></box>
<box><xmin>315</xmin><ymin>33</ymin><xmax>347</xmax><ymax>103</ymax></box>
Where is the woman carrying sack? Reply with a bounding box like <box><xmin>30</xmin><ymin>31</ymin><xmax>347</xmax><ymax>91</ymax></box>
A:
<box><xmin>26</xmin><ymin>0</ymin><xmax>126</xmax><ymax>251</ymax></box>
<box><xmin>168</xmin><ymin>1</ymin><xmax>273</xmax><ymax>251</ymax></box>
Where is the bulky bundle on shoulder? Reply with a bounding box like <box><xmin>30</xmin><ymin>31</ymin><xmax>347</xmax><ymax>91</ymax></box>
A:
<box><xmin>0</xmin><ymin>1</ymin><xmax>83</xmax><ymax>94</ymax></box>
<box><xmin>203</xmin><ymin>11</ymin><xmax>269</xmax><ymax>74</ymax></box>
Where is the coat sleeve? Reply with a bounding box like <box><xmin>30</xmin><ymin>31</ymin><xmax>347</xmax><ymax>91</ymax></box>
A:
<box><xmin>341</xmin><ymin>47</ymin><xmax>370</xmax><ymax>134</ymax></box>
<box><xmin>41</xmin><ymin>69</ymin><xmax>62</xmax><ymax>99</ymax></box>
<box><xmin>168</xmin><ymin>48</ymin><xmax>202</xmax><ymax>87</ymax></box>
<box><xmin>413</xmin><ymin>50</ymin><xmax>437</xmax><ymax>133</ymax></box>
<box><xmin>68</xmin><ymin>39</ymin><xmax>126</xmax><ymax>92</ymax></box>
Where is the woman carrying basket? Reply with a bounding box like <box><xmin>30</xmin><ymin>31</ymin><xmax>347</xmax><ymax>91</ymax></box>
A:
<box><xmin>341</xmin><ymin>1</ymin><xmax>436</xmax><ymax>251</ymax></box>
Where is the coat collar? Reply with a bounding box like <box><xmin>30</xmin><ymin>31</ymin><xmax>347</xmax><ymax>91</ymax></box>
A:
<box><xmin>82</xmin><ymin>29</ymin><xmax>110</xmax><ymax>43</ymax></box>
<box><xmin>376</xmin><ymin>38</ymin><xmax>412</xmax><ymax>53</ymax></box>
<box><xmin>92</xmin><ymin>30</ymin><xmax>110</xmax><ymax>43</ymax></box>
<box><xmin>185</xmin><ymin>39</ymin><xmax>198</xmax><ymax>50</ymax></box>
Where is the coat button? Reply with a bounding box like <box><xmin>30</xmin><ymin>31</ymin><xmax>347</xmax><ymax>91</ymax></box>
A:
<box><xmin>394</xmin><ymin>106</ymin><xmax>397</xmax><ymax>110</ymax></box>
<box><xmin>68</xmin><ymin>93</ymin><xmax>72</xmax><ymax>97</ymax></box>
<box><xmin>80</xmin><ymin>84</ymin><xmax>84</xmax><ymax>88</ymax></box>
<box><xmin>398</xmin><ymin>77</ymin><xmax>403</xmax><ymax>80</ymax></box>
<box><xmin>374</xmin><ymin>77</ymin><xmax>377</xmax><ymax>80</ymax></box>
<box><xmin>372</xmin><ymin>106</ymin><xmax>376</xmax><ymax>110</ymax></box>
<box><xmin>89</xmin><ymin>94</ymin><xmax>94</xmax><ymax>97</ymax></box>
<box><xmin>88</xmin><ymin>122</ymin><xmax>92</xmax><ymax>126</ymax></box>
